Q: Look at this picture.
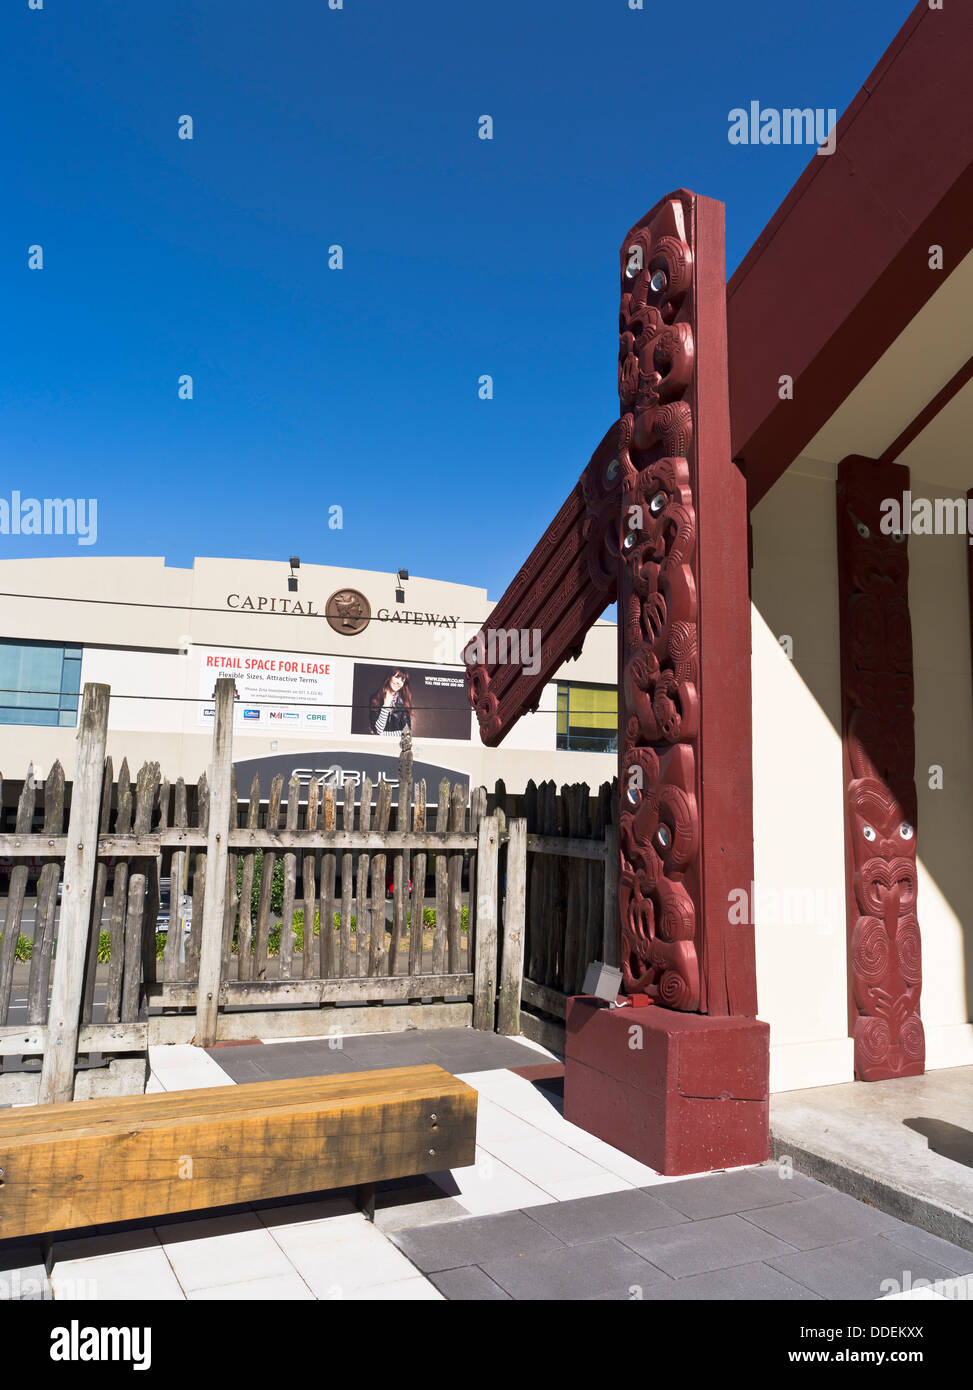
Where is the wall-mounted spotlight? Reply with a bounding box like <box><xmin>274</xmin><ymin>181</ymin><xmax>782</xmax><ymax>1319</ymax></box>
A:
<box><xmin>288</xmin><ymin>556</ymin><xmax>300</xmax><ymax>593</ymax></box>
<box><xmin>395</xmin><ymin>567</ymin><xmax>409</xmax><ymax>604</ymax></box>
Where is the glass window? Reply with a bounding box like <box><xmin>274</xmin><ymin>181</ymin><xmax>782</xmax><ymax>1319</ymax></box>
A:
<box><xmin>556</xmin><ymin>681</ymin><xmax>617</xmax><ymax>753</ymax></box>
<box><xmin>0</xmin><ymin>640</ymin><xmax>83</xmax><ymax>727</ymax></box>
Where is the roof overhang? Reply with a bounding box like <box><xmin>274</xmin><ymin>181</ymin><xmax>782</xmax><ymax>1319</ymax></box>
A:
<box><xmin>727</xmin><ymin>0</ymin><xmax>973</xmax><ymax>506</ymax></box>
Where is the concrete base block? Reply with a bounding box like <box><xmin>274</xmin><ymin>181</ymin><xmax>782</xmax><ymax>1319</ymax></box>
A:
<box><xmin>73</xmin><ymin>1056</ymin><xmax>149</xmax><ymax>1100</ymax></box>
<box><xmin>564</xmin><ymin>995</ymin><xmax>770</xmax><ymax>1176</ymax></box>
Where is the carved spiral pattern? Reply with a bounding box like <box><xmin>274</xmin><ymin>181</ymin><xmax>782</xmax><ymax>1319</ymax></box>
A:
<box><xmin>897</xmin><ymin>917</ymin><xmax>922</xmax><ymax>986</ymax></box>
<box><xmin>900</xmin><ymin>1013</ymin><xmax>925</xmax><ymax>1061</ymax></box>
<box><xmin>658</xmin><ymin>969</ymin><xmax>694</xmax><ymax>1009</ymax></box>
<box><xmin>852</xmin><ymin>917</ymin><xmax>890</xmax><ymax>982</ymax></box>
<box><xmin>856</xmin><ymin>1016</ymin><xmax>891</xmax><ymax>1066</ymax></box>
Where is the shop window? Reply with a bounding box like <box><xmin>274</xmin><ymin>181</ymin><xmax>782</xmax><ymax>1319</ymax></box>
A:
<box><xmin>556</xmin><ymin>681</ymin><xmax>617</xmax><ymax>753</ymax></box>
<box><xmin>0</xmin><ymin>641</ymin><xmax>82</xmax><ymax>727</ymax></box>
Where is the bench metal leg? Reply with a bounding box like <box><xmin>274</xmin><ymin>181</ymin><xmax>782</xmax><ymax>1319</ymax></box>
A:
<box><xmin>357</xmin><ymin>1182</ymin><xmax>376</xmax><ymax>1222</ymax></box>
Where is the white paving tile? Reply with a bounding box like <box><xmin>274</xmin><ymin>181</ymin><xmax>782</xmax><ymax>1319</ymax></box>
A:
<box><xmin>147</xmin><ymin>1044</ymin><xmax>235</xmax><ymax>1091</ymax></box>
<box><xmin>428</xmin><ymin>1147</ymin><xmax>554</xmax><ymax>1215</ymax></box>
<box><xmin>256</xmin><ymin>1196</ymin><xmax>361</xmax><ymax>1236</ymax></box>
<box><xmin>189</xmin><ymin>1273</ymin><xmax>315</xmax><ymax>1300</ymax></box>
<box><xmin>480</xmin><ymin>1132</ymin><xmax>616</xmax><ymax>1193</ymax></box>
<box><xmin>567</xmin><ymin>1134</ymin><xmax>664</xmax><ymax>1185</ymax></box>
<box><xmin>473</xmin><ymin>1096</ymin><xmax>550</xmax><ymax>1146</ymax></box>
<box><xmin>273</xmin><ymin>1221</ymin><xmax>420</xmax><ymax>1297</ymax></box>
<box><xmin>52</xmin><ymin>1248</ymin><xmax>185</xmax><ymax>1301</ymax></box>
<box><xmin>158</xmin><ymin>1211</ymin><xmax>294</xmax><ymax>1292</ymax></box>
<box><xmin>541</xmin><ymin>1172</ymin><xmax>632</xmax><ymax>1201</ymax></box>
<box><xmin>51</xmin><ymin>1227</ymin><xmax>161</xmax><ymax>1265</ymax></box>
<box><xmin>880</xmin><ymin>1287</ymin><xmax>946</xmax><ymax>1300</ymax></box>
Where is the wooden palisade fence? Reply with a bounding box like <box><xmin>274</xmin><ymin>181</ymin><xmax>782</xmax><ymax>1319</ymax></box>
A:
<box><xmin>0</xmin><ymin>682</ymin><xmax>616</xmax><ymax>1104</ymax></box>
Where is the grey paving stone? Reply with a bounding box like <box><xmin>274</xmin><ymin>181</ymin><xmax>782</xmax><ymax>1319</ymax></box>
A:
<box><xmin>392</xmin><ymin>1210</ymin><xmax>564</xmax><ymax>1273</ymax></box>
<box><xmin>651</xmin><ymin>1166</ymin><xmax>826</xmax><ymax>1220</ymax></box>
<box><xmin>768</xmin><ymin>1234</ymin><xmax>959</xmax><ymax>1300</ymax></box>
<box><xmin>481</xmin><ymin>1237</ymin><xmax>670</xmax><ymax>1300</ymax></box>
<box><xmin>523</xmin><ymin>1189</ymin><xmax>689</xmax><ymax>1245</ymax></box>
<box><xmin>620</xmin><ymin>1214</ymin><xmax>798</xmax><ymax>1278</ymax></box>
<box><xmin>639</xmin><ymin>1262</ymin><xmax>823</xmax><ymax>1301</ymax></box>
<box><xmin>878</xmin><ymin>1225</ymin><xmax>973</xmax><ymax>1276</ymax></box>
<box><xmin>206</xmin><ymin>1027</ymin><xmax>545</xmax><ymax>1083</ymax></box>
<box><xmin>741</xmin><ymin>1192</ymin><xmax>901</xmax><ymax>1249</ymax></box>
<box><xmin>428</xmin><ymin>1266</ymin><xmax>512</xmax><ymax>1300</ymax></box>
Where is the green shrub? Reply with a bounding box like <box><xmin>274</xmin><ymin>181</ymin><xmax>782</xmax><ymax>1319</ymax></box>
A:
<box><xmin>235</xmin><ymin>853</ymin><xmax>285</xmax><ymax>921</ymax></box>
<box><xmin>95</xmin><ymin>930</ymin><xmax>166</xmax><ymax>962</ymax></box>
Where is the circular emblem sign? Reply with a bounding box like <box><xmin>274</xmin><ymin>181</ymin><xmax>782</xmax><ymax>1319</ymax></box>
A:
<box><xmin>325</xmin><ymin>588</ymin><xmax>371</xmax><ymax>636</ymax></box>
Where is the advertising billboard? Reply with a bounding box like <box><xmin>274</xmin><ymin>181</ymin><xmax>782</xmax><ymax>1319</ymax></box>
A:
<box><xmin>350</xmin><ymin>662</ymin><xmax>471</xmax><ymax>742</ymax></box>
<box><xmin>195</xmin><ymin>646</ymin><xmax>337</xmax><ymax>736</ymax></box>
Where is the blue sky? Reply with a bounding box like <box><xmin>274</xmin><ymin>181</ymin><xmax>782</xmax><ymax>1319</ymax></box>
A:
<box><xmin>2</xmin><ymin>0</ymin><xmax>915</xmax><ymax>598</ymax></box>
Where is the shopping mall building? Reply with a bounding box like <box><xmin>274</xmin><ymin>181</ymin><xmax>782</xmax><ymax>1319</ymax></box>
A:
<box><xmin>0</xmin><ymin>554</ymin><xmax>618</xmax><ymax>799</ymax></box>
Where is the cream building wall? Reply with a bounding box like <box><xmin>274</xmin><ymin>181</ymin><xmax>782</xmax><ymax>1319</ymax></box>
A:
<box><xmin>0</xmin><ymin>555</ymin><xmax>619</xmax><ymax>795</ymax></box>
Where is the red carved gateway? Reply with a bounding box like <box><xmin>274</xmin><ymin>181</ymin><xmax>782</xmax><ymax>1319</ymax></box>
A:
<box><xmin>837</xmin><ymin>456</ymin><xmax>924</xmax><ymax>1081</ymax></box>
<box><xmin>614</xmin><ymin>198</ymin><xmax>701</xmax><ymax>1014</ymax></box>
<box><xmin>466</xmin><ymin>191</ymin><xmax>768</xmax><ymax>1174</ymax></box>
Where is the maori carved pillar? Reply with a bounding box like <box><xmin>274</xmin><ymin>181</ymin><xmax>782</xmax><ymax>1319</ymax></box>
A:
<box><xmin>466</xmin><ymin>191</ymin><xmax>766</xmax><ymax>1172</ymax></box>
<box><xmin>837</xmin><ymin>456</ymin><xmax>924</xmax><ymax>1081</ymax></box>
<box><xmin>615</xmin><ymin>193</ymin><xmax>756</xmax><ymax>1018</ymax></box>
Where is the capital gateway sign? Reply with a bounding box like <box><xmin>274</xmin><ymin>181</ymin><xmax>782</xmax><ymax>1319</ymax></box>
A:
<box><xmin>225</xmin><ymin>594</ymin><xmax>460</xmax><ymax>629</ymax></box>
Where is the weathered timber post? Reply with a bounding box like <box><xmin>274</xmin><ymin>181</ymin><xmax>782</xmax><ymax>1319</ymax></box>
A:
<box><xmin>194</xmin><ymin>678</ymin><xmax>235</xmax><ymax>1047</ymax></box>
<box><xmin>472</xmin><ymin>812</ymin><xmax>499</xmax><ymax>1030</ymax></box>
<box><xmin>38</xmin><ymin>684</ymin><xmax>110</xmax><ymax>1105</ymax></box>
<box><xmin>497</xmin><ymin>817</ymin><xmax>527</xmax><ymax>1035</ymax></box>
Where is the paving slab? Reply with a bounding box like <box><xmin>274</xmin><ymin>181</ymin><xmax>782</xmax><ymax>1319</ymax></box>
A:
<box><xmin>637</xmin><ymin>1261</ymin><xmax>823</xmax><ymax>1301</ymax></box>
<box><xmin>877</xmin><ymin>1224</ymin><xmax>973</xmax><ymax>1275</ymax></box>
<box><xmin>771</xmin><ymin>1065</ymin><xmax>973</xmax><ymax>1251</ymax></box>
<box><xmin>651</xmin><ymin>1166</ymin><xmax>827</xmax><ymax>1219</ymax></box>
<box><xmin>619</xmin><ymin>1213</ymin><xmax>798</xmax><ymax>1278</ymax></box>
<box><xmin>768</xmin><ymin>1233</ymin><xmax>960</xmax><ymax>1301</ymax></box>
<box><xmin>427</xmin><ymin>1266</ymin><xmax>512</xmax><ymax>1300</ymax></box>
<box><xmin>206</xmin><ymin>1028</ymin><xmax>548</xmax><ymax>1082</ymax></box>
<box><xmin>480</xmin><ymin>1236</ymin><xmax>670</xmax><ymax>1300</ymax></box>
<box><xmin>523</xmin><ymin>1189</ymin><xmax>689</xmax><ymax>1244</ymax></box>
<box><xmin>740</xmin><ymin>1191</ymin><xmax>903</xmax><ymax>1249</ymax></box>
<box><xmin>391</xmin><ymin>1209</ymin><xmax>564</xmax><ymax>1272</ymax></box>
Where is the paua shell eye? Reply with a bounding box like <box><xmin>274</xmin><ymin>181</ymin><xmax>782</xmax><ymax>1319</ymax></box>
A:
<box><xmin>649</xmin><ymin>491</ymin><xmax>667</xmax><ymax>516</ymax></box>
<box><xmin>863</xmin><ymin>825</ymin><xmax>877</xmax><ymax>841</ymax></box>
<box><xmin>656</xmin><ymin>824</ymin><xmax>672</xmax><ymax>849</ymax></box>
<box><xmin>891</xmin><ymin>532</ymin><xmax>906</xmax><ymax>544</ymax></box>
<box><xmin>857</xmin><ymin>521</ymin><xmax>870</xmax><ymax>539</ymax></box>
<box><xmin>899</xmin><ymin>822</ymin><xmax>914</xmax><ymax>840</ymax></box>
<box><xmin>649</xmin><ymin>269</ymin><xmax>667</xmax><ymax>293</ymax></box>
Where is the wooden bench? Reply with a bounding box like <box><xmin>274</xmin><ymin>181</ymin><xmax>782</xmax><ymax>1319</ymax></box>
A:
<box><xmin>0</xmin><ymin>1064</ymin><xmax>477</xmax><ymax>1241</ymax></box>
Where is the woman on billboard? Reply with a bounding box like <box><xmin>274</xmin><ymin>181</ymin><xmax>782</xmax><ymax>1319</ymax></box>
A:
<box><xmin>368</xmin><ymin>669</ymin><xmax>413</xmax><ymax>736</ymax></box>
